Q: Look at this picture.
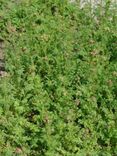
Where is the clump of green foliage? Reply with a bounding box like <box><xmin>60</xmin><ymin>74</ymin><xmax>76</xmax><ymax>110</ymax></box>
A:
<box><xmin>0</xmin><ymin>0</ymin><xmax>117</xmax><ymax>155</ymax></box>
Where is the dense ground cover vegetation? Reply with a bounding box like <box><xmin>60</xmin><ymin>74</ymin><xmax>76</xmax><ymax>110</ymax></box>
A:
<box><xmin>0</xmin><ymin>0</ymin><xmax>117</xmax><ymax>155</ymax></box>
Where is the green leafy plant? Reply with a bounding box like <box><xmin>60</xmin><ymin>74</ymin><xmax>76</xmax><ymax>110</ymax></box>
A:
<box><xmin>0</xmin><ymin>0</ymin><xmax>117</xmax><ymax>155</ymax></box>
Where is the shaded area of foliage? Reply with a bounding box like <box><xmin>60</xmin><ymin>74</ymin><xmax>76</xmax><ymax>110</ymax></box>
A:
<box><xmin>0</xmin><ymin>0</ymin><xmax>117</xmax><ymax>155</ymax></box>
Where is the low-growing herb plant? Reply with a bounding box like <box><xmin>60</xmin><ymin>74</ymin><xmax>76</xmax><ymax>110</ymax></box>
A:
<box><xmin>0</xmin><ymin>0</ymin><xmax>117</xmax><ymax>156</ymax></box>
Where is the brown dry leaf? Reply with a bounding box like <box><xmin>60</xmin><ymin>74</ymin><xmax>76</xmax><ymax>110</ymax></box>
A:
<box><xmin>15</xmin><ymin>147</ymin><xmax>22</xmax><ymax>154</ymax></box>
